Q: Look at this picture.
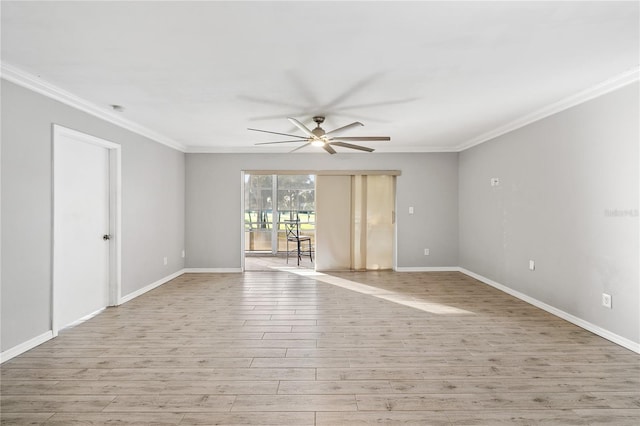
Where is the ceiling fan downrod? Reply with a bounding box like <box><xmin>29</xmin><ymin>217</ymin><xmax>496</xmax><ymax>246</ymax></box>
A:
<box><xmin>311</xmin><ymin>116</ymin><xmax>326</xmax><ymax>139</ymax></box>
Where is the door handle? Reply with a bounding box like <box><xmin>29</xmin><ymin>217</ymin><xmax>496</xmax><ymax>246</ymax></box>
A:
<box><xmin>103</xmin><ymin>234</ymin><xmax>111</xmax><ymax>241</ymax></box>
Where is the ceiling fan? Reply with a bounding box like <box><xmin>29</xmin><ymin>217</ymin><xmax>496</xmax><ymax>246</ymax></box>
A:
<box><xmin>249</xmin><ymin>116</ymin><xmax>390</xmax><ymax>154</ymax></box>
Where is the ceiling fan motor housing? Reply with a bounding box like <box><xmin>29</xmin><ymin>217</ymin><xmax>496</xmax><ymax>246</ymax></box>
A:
<box><xmin>312</xmin><ymin>116</ymin><xmax>326</xmax><ymax>137</ymax></box>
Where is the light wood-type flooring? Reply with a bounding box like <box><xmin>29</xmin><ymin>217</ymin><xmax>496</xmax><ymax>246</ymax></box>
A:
<box><xmin>244</xmin><ymin>254</ymin><xmax>314</xmax><ymax>271</ymax></box>
<box><xmin>1</xmin><ymin>271</ymin><xmax>639</xmax><ymax>425</ymax></box>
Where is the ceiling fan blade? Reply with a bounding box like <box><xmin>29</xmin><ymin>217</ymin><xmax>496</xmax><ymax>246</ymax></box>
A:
<box><xmin>329</xmin><ymin>141</ymin><xmax>375</xmax><ymax>152</ymax></box>
<box><xmin>331</xmin><ymin>136</ymin><xmax>391</xmax><ymax>142</ymax></box>
<box><xmin>255</xmin><ymin>139</ymin><xmax>309</xmax><ymax>145</ymax></box>
<box><xmin>290</xmin><ymin>142</ymin><xmax>311</xmax><ymax>153</ymax></box>
<box><xmin>324</xmin><ymin>121</ymin><xmax>364</xmax><ymax>136</ymax></box>
<box><xmin>248</xmin><ymin>128</ymin><xmax>306</xmax><ymax>139</ymax></box>
<box><xmin>323</xmin><ymin>144</ymin><xmax>337</xmax><ymax>155</ymax></box>
<box><xmin>287</xmin><ymin>117</ymin><xmax>315</xmax><ymax>137</ymax></box>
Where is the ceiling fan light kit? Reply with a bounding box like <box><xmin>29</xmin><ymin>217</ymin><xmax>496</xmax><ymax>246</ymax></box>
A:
<box><xmin>249</xmin><ymin>116</ymin><xmax>390</xmax><ymax>154</ymax></box>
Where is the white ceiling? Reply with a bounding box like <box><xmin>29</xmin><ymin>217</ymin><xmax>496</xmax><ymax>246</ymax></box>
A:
<box><xmin>2</xmin><ymin>1</ymin><xmax>638</xmax><ymax>153</ymax></box>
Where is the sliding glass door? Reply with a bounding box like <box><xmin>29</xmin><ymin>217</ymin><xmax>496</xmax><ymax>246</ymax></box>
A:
<box><xmin>244</xmin><ymin>173</ymin><xmax>315</xmax><ymax>254</ymax></box>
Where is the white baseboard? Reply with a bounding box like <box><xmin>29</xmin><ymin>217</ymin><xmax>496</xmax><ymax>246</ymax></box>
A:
<box><xmin>183</xmin><ymin>268</ymin><xmax>242</xmax><ymax>273</ymax></box>
<box><xmin>396</xmin><ymin>266</ymin><xmax>461</xmax><ymax>272</ymax></box>
<box><xmin>118</xmin><ymin>269</ymin><xmax>185</xmax><ymax>304</ymax></box>
<box><xmin>0</xmin><ymin>330</ymin><xmax>53</xmax><ymax>364</ymax></box>
<box><xmin>60</xmin><ymin>307</ymin><xmax>106</xmax><ymax>331</ymax></box>
<box><xmin>459</xmin><ymin>268</ymin><xmax>640</xmax><ymax>354</ymax></box>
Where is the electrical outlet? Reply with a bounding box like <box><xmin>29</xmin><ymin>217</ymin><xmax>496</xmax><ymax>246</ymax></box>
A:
<box><xmin>602</xmin><ymin>293</ymin><xmax>612</xmax><ymax>309</ymax></box>
<box><xmin>424</xmin><ymin>248</ymin><xmax>430</xmax><ymax>256</ymax></box>
<box><xmin>181</xmin><ymin>250</ymin><xmax>185</xmax><ymax>258</ymax></box>
<box><xmin>491</xmin><ymin>177</ymin><xmax>500</xmax><ymax>187</ymax></box>
<box><xmin>529</xmin><ymin>260</ymin><xmax>535</xmax><ymax>271</ymax></box>
<box><xmin>409</xmin><ymin>206</ymin><xmax>414</xmax><ymax>215</ymax></box>
<box><xmin>163</xmin><ymin>257</ymin><xmax>168</xmax><ymax>266</ymax></box>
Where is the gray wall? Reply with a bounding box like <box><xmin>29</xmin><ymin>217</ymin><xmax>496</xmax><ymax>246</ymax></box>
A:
<box><xmin>459</xmin><ymin>82</ymin><xmax>639</xmax><ymax>344</ymax></box>
<box><xmin>1</xmin><ymin>80</ymin><xmax>186</xmax><ymax>351</ymax></box>
<box><xmin>185</xmin><ymin>153</ymin><xmax>459</xmax><ymax>269</ymax></box>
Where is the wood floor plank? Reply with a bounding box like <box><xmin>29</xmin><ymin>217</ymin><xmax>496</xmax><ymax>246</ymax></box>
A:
<box><xmin>179</xmin><ymin>412</ymin><xmax>315</xmax><ymax>425</ymax></box>
<box><xmin>0</xmin><ymin>412</ymin><xmax>55</xmax><ymax>425</ymax></box>
<box><xmin>1</xmin><ymin>270</ymin><xmax>638</xmax><ymax>424</ymax></box>
<box><xmin>1</xmin><ymin>381</ymin><xmax>60</xmax><ymax>395</ymax></box>
<box><xmin>103</xmin><ymin>394</ymin><xmax>235</xmax><ymax>412</ymax></box>
<box><xmin>0</xmin><ymin>395</ymin><xmax>115</xmax><ymax>413</ymax></box>
<box><xmin>231</xmin><ymin>394</ymin><xmax>357</xmax><ymax>412</ymax></box>
<box><xmin>250</xmin><ymin>357</ymin><xmax>350</xmax><ymax>368</ymax></box>
<box><xmin>355</xmin><ymin>391</ymin><xmax>640</xmax><ymax>411</ymax></box>
<box><xmin>104</xmin><ymin>367</ymin><xmax>316</xmax><ymax>381</ymax></box>
<box><xmin>570</xmin><ymin>409</ymin><xmax>640</xmax><ymax>426</ymax></box>
<box><xmin>97</xmin><ymin>347</ymin><xmax>287</xmax><ymax>358</ymax></box>
<box><xmin>162</xmin><ymin>380</ymin><xmax>279</xmax><ymax>395</ymax></box>
<box><xmin>6</xmin><ymin>356</ymin><xmax>254</xmax><ymax>369</ymax></box>
<box><xmin>2</xmin><ymin>380</ymin><xmax>166</xmax><ymax>396</ymax></box>
<box><xmin>44</xmin><ymin>412</ymin><xmax>184</xmax><ymax>425</ymax></box>
<box><xmin>445</xmin><ymin>409</ymin><xmax>640</xmax><ymax>425</ymax></box>
<box><xmin>277</xmin><ymin>380</ymin><xmax>393</xmax><ymax>395</ymax></box>
<box><xmin>316</xmin><ymin>411</ymin><xmax>451</xmax><ymax>425</ymax></box>
<box><xmin>0</xmin><ymin>368</ymin><xmax>106</xmax><ymax>381</ymax></box>
<box><xmin>388</xmin><ymin>377</ymin><xmax>640</xmax><ymax>394</ymax></box>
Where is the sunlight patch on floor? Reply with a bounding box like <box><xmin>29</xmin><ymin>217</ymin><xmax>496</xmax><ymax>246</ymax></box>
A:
<box><xmin>272</xmin><ymin>266</ymin><xmax>324</xmax><ymax>276</ymax></box>
<box><xmin>279</xmin><ymin>267</ymin><xmax>473</xmax><ymax>315</ymax></box>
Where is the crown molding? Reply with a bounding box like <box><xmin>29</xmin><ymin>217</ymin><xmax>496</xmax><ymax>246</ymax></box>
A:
<box><xmin>1</xmin><ymin>63</ymin><xmax>187</xmax><ymax>152</ymax></box>
<box><xmin>186</xmin><ymin>145</ymin><xmax>459</xmax><ymax>154</ymax></box>
<box><xmin>456</xmin><ymin>67</ymin><xmax>640</xmax><ymax>152</ymax></box>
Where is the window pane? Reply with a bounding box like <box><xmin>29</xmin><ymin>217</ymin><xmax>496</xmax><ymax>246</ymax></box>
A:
<box><xmin>276</xmin><ymin>175</ymin><xmax>315</xmax><ymax>252</ymax></box>
<box><xmin>245</xmin><ymin>174</ymin><xmax>273</xmax><ymax>251</ymax></box>
<box><xmin>245</xmin><ymin>174</ymin><xmax>315</xmax><ymax>254</ymax></box>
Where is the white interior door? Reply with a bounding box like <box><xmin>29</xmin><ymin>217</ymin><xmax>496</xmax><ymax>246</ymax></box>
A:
<box><xmin>54</xmin><ymin>130</ymin><xmax>111</xmax><ymax>331</ymax></box>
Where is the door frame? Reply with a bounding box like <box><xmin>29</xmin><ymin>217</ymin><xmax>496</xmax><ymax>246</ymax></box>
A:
<box><xmin>240</xmin><ymin>171</ymin><xmax>245</xmax><ymax>272</ymax></box>
<box><xmin>51</xmin><ymin>125</ymin><xmax>122</xmax><ymax>336</ymax></box>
